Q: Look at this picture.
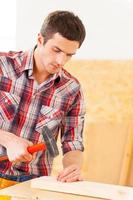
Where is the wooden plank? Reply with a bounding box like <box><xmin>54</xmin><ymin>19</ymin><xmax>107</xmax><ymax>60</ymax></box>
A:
<box><xmin>31</xmin><ymin>176</ymin><xmax>133</xmax><ymax>200</ymax></box>
<box><xmin>0</xmin><ymin>180</ymin><xmax>100</xmax><ymax>200</ymax></box>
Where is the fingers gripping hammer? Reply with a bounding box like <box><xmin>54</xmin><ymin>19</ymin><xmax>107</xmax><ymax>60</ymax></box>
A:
<box><xmin>0</xmin><ymin>126</ymin><xmax>59</xmax><ymax>161</ymax></box>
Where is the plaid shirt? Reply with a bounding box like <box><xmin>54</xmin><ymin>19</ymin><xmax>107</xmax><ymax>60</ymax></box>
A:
<box><xmin>0</xmin><ymin>49</ymin><xmax>85</xmax><ymax>177</ymax></box>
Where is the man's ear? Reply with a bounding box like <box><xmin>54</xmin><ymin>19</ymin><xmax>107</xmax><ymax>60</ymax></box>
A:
<box><xmin>37</xmin><ymin>33</ymin><xmax>44</xmax><ymax>46</ymax></box>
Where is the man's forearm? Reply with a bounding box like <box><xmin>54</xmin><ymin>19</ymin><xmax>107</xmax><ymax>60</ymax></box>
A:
<box><xmin>62</xmin><ymin>150</ymin><xmax>83</xmax><ymax>169</ymax></box>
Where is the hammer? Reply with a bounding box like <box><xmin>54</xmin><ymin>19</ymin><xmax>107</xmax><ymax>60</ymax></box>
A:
<box><xmin>0</xmin><ymin>126</ymin><xmax>59</xmax><ymax>161</ymax></box>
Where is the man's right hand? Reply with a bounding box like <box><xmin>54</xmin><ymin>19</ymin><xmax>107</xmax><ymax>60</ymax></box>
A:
<box><xmin>4</xmin><ymin>133</ymin><xmax>33</xmax><ymax>163</ymax></box>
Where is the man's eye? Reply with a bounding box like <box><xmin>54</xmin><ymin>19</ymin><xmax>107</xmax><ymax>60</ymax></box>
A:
<box><xmin>67</xmin><ymin>54</ymin><xmax>72</xmax><ymax>57</ymax></box>
<box><xmin>53</xmin><ymin>48</ymin><xmax>60</xmax><ymax>52</ymax></box>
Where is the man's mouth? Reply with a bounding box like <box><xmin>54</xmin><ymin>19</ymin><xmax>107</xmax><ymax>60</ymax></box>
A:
<box><xmin>51</xmin><ymin>64</ymin><xmax>60</xmax><ymax>69</ymax></box>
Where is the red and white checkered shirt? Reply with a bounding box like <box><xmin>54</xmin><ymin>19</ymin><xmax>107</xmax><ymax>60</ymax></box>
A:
<box><xmin>0</xmin><ymin>49</ymin><xmax>85</xmax><ymax>177</ymax></box>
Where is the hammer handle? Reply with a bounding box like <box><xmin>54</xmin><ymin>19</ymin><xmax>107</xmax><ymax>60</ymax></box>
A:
<box><xmin>27</xmin><ymin>143</ymin><xmax>46</xmax><ymax>153</ymax></box>
<box><xmin>0</xmin><ymin>143</ymin><xmax>47</xmax><ymax>162</ymax></box>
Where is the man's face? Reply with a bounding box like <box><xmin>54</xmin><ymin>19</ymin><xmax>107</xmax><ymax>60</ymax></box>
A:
<box><xmin>36</xmin><ymin>32</ymin><xmax>79</xmax><ymax>75</ymax></box>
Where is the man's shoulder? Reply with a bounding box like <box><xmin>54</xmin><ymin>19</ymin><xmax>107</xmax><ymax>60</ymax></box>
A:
<box><xmin>0</xmin><ymin>50</ymin><xmax>24</xmax><ymax>60</ymax></box>
<box><xmin>0</xmin><ymin>50</ymin><xmax>27</xmax><ymax>76</ymax></box>
<box><xmin>56</xmin><ymin>68</ymin><xmax>82</xmax><ymax>97</ymax></box>
<box><xmin>62</xmin><ymin>68</ymin><xmax>80</xmax><ymax>85</ymax></box>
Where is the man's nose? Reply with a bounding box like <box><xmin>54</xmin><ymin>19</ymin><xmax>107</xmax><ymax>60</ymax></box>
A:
<box><xmin>56</xmin><ymin>53</ymin><xmax>67</xmax><ymax>66</ymax></box>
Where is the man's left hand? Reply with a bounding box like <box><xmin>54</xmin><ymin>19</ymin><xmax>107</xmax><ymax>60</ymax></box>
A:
<box><xmin>57</xmin><ymin>164</ymin><xmax>83</xmax><ymax>182</ymax></box>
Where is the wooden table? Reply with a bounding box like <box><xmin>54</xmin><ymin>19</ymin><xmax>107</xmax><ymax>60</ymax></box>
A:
<box><xmin>0</xmin><ymin>176</ymin><xmax>133</xmax><ymax>200</ymax></box>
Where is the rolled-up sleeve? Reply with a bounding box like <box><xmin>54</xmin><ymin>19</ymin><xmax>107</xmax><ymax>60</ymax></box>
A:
<box><xmin>61</xmin><ymin>86</ymin><xmax>86</xmax><ymax>155</ymax></box>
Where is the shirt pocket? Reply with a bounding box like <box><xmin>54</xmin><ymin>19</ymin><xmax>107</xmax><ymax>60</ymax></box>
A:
<box><xmin>35</xmin><ymin>105</ymin><xmax>64</xmax><ymax>133</ymax></box>
<box><xmin>0</xmin><ymin>76</ymin><xmax>12</xmax><ymax>92</ymax></box>
<box><xmin>0</xmin><ymin>90</ymin><xmax>20</xmax><ymax>125</ymax></box>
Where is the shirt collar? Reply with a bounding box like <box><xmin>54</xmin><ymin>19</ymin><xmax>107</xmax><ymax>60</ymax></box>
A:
<box><xmin>15</xmin><ymin>47</ymin><xmax>61</xmax><ymax>84</ymax></box>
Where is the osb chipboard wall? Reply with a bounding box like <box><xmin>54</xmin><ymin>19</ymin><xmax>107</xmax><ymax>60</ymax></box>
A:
<box><xmin>65</xmin><ymin>60</ymin><xmax>133</xmax><ymax>123</ymax></box>
<box><xmin>52</xmin><ymin>60</ymin><xmax>133</xmax><ymax>186</ymax></box>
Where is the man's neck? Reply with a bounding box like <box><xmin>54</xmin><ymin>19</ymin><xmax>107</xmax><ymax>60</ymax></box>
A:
<box><xmin>33</xmin><ymin>50</ymin><xmax>49</xmax><ymax>84</ymax></box>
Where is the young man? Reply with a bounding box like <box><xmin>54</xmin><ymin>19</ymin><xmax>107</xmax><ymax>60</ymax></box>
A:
<box><xmin>0</xmin><ymin>10</ymin><xmax>86</xmax><ymax>188</ymax></box>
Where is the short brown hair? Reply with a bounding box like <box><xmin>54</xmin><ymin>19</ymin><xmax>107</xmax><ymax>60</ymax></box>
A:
<box><xmin>40</xmin><ymin>10</ymin><xmax>86</xmax><ymax>47</ymax></box>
